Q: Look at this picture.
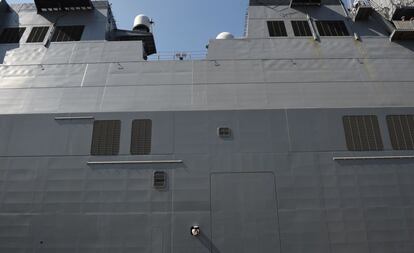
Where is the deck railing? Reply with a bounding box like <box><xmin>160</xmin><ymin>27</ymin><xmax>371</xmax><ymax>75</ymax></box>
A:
<box><xmin>148</xmin><ymin>51</ymin><xmax>207</xmax><ymax>61</ymax></box>
<box><xmin>393</xmin><ymin>20</ymin><xmax>414</xmax><ymax>30</ymax></box>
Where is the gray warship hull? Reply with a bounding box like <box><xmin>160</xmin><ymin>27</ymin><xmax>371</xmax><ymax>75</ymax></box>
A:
<box><xmin>0</xmin><ymin>0</ymin><xmax>414</xmax><ymax>252</ymax></box>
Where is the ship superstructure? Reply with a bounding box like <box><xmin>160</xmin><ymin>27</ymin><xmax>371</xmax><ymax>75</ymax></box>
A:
<box><xmin>0</xmin><ymin>0</ymin><xmax>414</xmax><ymax>252</ymax></box>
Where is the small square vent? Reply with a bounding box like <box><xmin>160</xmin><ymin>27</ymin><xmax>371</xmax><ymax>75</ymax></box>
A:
<box><xmin>154</xmin><ymin>171</ymin><xmax>167</xmax><ymax>190</ymax></box>
<box><xmin>217</xmin><ymin>127</ymin><xmax>232</xmax><ymax>138</ymax></box>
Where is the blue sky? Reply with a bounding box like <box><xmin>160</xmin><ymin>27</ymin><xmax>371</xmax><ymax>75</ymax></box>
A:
<box><xmin>8</xmin><ymin>0</ymin><xmax>249</xmax><ymax>53</ymax></box>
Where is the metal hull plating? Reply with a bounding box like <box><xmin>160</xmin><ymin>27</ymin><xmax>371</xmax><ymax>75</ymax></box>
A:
<box><xmin>0</xmin><ymin>109</ymin><xmax>413</xmax><ymax>253</ymax></box>
<box><xmin>0</xmin><ymin>0</ymin><xmax>414</xmax><ymax>252</ymax></box>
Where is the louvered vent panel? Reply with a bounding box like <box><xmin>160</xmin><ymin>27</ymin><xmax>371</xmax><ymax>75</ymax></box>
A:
<box><xmin>90</xmin><ymin>120</ymin><xmax>121</xmax><ymax>156</ymax></box>
<box><xmin>27</xmin><ymin>27</ymin><xmax>49</xmax><ymax>43</ymax></box>
<box><xmin>267</xmin><ymin>21</ymin><xmax>287</xmax><ymax>37</ymax></box>
<box><xmin>0</xmin><ymin>28</ymin><xmax>26</xmax><ymax>44</ymax></box>
<box><xmin>51</xmin><ymin>26</ymin><xmax>84</xmax><ymax>42</ymax></box>
<box><xmin>387</xmin><ymin>115</ymin><xmax>414</xmax><ymax>150</ymax></box>
<box><xmin>343</xmin><ymin>115</ymin><xmax>383</xmax><ymax>151</ymax></box>
<box><xmin>291</xmin><ymin>21</ymin><xmax>312</xmax><ymax>36</ymax></box>
<box><xmin>316</xmin><ymin>21</ymin><xmax>349</xmax><ymax>36</ymax></box>
<box><xmin>131</xmin><ymin>119</ymin><xmax>152</xmax><ymax>155</ymax></box>
<box><xmin>154</xmin><ymin>171</ymin><xmax>167</xmax><ymax>189</ymax></box>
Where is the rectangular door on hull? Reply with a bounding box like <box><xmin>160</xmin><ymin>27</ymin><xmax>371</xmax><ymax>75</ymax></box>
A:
<box><xmin>211</xmin><ymin>173</ymin><xmax>280</xmax><ymax>253</ymax></box>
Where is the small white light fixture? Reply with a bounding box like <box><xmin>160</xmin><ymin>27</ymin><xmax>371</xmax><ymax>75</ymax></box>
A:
<box><xmin>190</xmin><ymin>225</ymin><xmax>201</xmax><ymax>237</ymax></box>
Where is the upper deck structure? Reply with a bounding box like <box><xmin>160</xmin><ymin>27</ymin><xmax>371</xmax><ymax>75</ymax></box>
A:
<box><xmin>0</xmin><ymin>0</ymin><xmax>412</xmax><ymax>113</ymax></box>
<box><xmin>0</xmin><ymin>0</ymin><xmax>414</xmax><ymax>253</ymax></box>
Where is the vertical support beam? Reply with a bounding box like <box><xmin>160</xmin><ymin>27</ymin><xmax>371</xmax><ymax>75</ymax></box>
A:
<box><xmin>307</xmin><ymin>15</ymin><xmax>319</xmax><ymax>41</ymax></box>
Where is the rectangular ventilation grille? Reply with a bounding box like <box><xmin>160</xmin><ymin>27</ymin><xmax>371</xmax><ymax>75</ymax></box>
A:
<box><xmin>343</xmin><ymin>115</ymin><xmax>383</xmax><ymax>151</ymax></box>
<box><xmin>292</xmin><ymin>21</ymin><xmax>313</xmax><ymax>36</ymax></box>
<box><xmin>91</xmin><ymin>120</ymin><xmax>121</xmax><ymax>156</ymax></box>
<box><xmin>0</xmin><ymin>28</ymin><xmax>26</xmax><ymax>44</ymax></box>
<box><xmin>26</xmin><ymin>27</ymin><xmax>49</xmax><ymax>43</ymax></box>
<box><xmin>154</xmin><ymin>171</ymin><xmax>167</xmax><ymax>189</ymax></box>
<box><xmin>51</xmin><ymin>26</ymin><xmax>84</xmax><ymax>42</ymax></box>
<box><xmin>316</xmin><ymin>21</ymin><xmax>349</xmax><ymax>36</ymax></box>
<box><xmin>131</xmin><ymin>119</ymin><xmax>152</xmax><ymax>155</ymax></box>
<box><xmin>387</xmin><ymin>115</ymin><xmax>414</xmax><ymax>150</ymax></box>
<box><xmin>267</xmin><ymin>21</ymin><xmax>287</xmax><ymax>37</ymax></box>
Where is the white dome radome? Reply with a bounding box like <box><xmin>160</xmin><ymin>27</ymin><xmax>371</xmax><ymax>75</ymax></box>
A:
<box><xmin>216</xmin><ymin>32</ymin><xmax>235</xmax><ymax>40</ymax></box>
<box><xmin>133</xmin><ymin>14</ymin><xmax>151</xmax><ymax>32</ymax></box>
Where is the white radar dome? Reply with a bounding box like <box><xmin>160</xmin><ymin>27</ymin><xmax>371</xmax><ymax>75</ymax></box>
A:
<box><xmin>216</xmin><ymin>32</ymin><xmax>234</xmax><ymax>40</ymax></box>
<box><xmin>133</xmin><ymin>14</ymin><xmax>151</xmax><ymax>32</ymax></box>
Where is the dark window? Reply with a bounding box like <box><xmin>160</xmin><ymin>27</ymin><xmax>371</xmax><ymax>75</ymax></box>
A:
<box><xmin>130</xmin><ymin>119</ymin><xmax>152</xmax><ymax>155</ymax></box>
<box><xmin>35</xmin><ymin>0</ymin><xmax>94</xmax><ymax>12</ymax></box>
<box><xmin>51</xmin><ymin>26</ymin><xmax>84</xmax><ymax>42</ymax></box>
<box><xmin>153</xmin><ymin>171</ymin><xmax>167</xmax><ymax>189</ymax></box>
<box><xmin>0</xmin><ymin>28</ymin><xmax>26</xmax><ymax>44</ymax></box>
<box><xmin>291</xmin><ymin>0</ymin><xmax>321</xmax><ymax>5</ymax></box>
<box><xmin>292</xmin><ymin>21</ymin><xmax>313</xmax><ymax>36</ymax></box>
<box><xmin>316</xmin><ymin>21</ymin><xmax>349</xmax><ymax>36</ymax></box>
<box><xmin>387</xmin><ymin>115</ymin><xmax>414</xmax><ymax>150</ymax></box>
<box><xmin>267</xmin><ymin>21</ymin><xmax>287</xmax><ymax>37</ymax></box>
<box><xmin>91</xmin><ymin>120</ymin><xmax>121</xmax><ymax>156</ymax></box>
<box><xmin>343</xmin><ymin>115</ymin><xmax>383</xmax><ymax>151</ymax></box>
<box><xmin>26</xmin><ymin>27</ymin><xmax>49</xmax><ymax>43</ymax></box>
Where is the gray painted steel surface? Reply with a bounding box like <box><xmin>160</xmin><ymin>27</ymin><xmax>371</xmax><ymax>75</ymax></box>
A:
<box><xmin>0</xmin><ymin>0</ymin><xmax>414</xmax><ymax>252</ymax></box>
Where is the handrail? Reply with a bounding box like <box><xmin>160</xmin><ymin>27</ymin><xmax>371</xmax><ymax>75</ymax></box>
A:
<box><xmin>393</xmin><ymin>20</ymin><xmax>414</xmax><ymax>30</ymax></box>
<box><xmin>148</xmin><ymin>51</ymin><xmax>207</xmax><ymax>61</ymax></box>
<box><xmin>333</xmin><ymin>155</ymin><xmax>414</xmax><ymax>161</ymax></box>
<box><xmin>87</xmin><ymin>160</ymin><xmax>184</xmax><ymax>165</ymax></box>
<box><xmin>55</xmin><ymin>116</ymin><xmax>94</xmax><ymax>120</ymax></box>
